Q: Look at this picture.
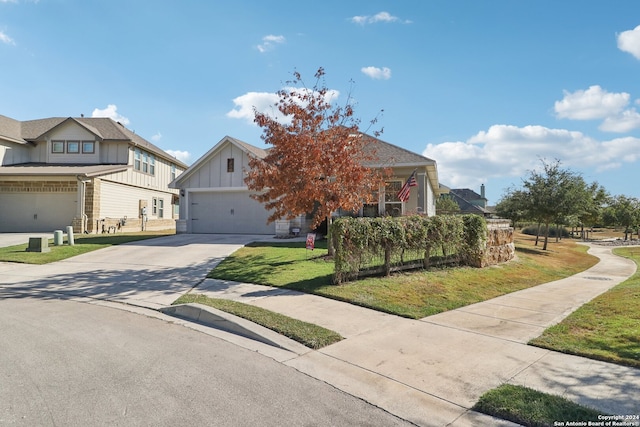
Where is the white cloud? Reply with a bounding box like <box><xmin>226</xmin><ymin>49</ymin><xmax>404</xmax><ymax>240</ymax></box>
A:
<box><xmin>226</xmin><ymin>91</ymin><xmax>281</xmax><ymax>124</ymax></box>
<box><xmin>423</xmin><ymin>124</ymin><xmax>640</xmax><ymax>188</ymax></box>
<box><xmin>554</xmin><ymin>85</ymin><xmax>629</xmax><ymax>120</ymax></box>
<box><xmin>151</xmin><ymin>132</ymin><xmax>162</xmax><ymax>142</ymax></box>
<box><xmin>599</xmin><ymin>108</ymin><xmax>640</xmax><ymax>133</ymax></box>
<box><xmin>350</xmin><ymin>11</ymin><xmax>410</xmax><ymax>25</ymax></box>
<box><xmin>257</xmin><ymin>34</ymin><xmax>285</xmax><ymax>53</ymax></box>
<box><xmin>165</xmin><ymin>149</ymin><xmax>191</xmax><ymax>165</ymax></box>
<box><xmin>617</xmin><ymin>25</ymin><xmax>640</xmax><ymax>60</ymax></box>
<box><xmin>91</xmin><ymin>104</ymin><xmax>130</xmax><ymax>125</ymax></box>
<box><xmin>0</xmin><ymin>30</ymin><xmax>15</xmax><ymax>45</ymax></box>
<box><xmin>227</xmin><ymin>88</ymin><xmax>341</xmax><ymax>125</ymax></box>
<box><xmin>361</xmin><ymin>66</ymin><xmax>391</xmax><ymax>80</ymax></box>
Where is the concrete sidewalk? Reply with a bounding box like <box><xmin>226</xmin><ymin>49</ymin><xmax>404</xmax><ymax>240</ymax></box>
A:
<box><xmin>192</xmin><ymin>243</ymin><xmax>640</xmax><ymax>426</ymax></box>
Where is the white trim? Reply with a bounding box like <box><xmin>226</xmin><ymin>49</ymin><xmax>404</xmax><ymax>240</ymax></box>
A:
<box><xmin>186</xmin><ymin>186</ymin><xmax>250</xmax><ymax>193</ymax></box>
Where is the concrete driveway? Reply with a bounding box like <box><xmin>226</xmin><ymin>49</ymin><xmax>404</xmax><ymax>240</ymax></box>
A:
<box><xmin>0</xmin><ymin>233</ymin><xmax>274</xmax><ymax>309</ymax></box>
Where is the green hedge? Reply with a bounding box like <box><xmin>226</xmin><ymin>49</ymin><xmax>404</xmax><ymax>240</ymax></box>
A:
<box><xmin>331</xmin><ymin>215</ymin><xmax>488</xmax><ymax>284</ymax></box>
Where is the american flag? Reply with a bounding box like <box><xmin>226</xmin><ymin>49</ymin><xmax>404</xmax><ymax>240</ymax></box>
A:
<box><xmin>397</xmin><ymin>171</ymin><xmax>417</xmax><ymax>202</ymax></box>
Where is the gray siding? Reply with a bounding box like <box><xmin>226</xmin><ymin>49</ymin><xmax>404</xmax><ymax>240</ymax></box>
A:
<box><xmin>0</xmin><ymin>141</ymin><xmax>30</xmax><ymax>165</ymax></box>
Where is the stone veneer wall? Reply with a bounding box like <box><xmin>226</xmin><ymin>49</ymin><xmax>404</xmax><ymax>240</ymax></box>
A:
<box><xmin>0</xmin><ymin>180</ymin><xmax>77</xmax><ymax>193</ymax></box>
<box><xmin>480</xmin><ymin>219</ymin><xmax>515</xmax><ymax>267</ymax></box>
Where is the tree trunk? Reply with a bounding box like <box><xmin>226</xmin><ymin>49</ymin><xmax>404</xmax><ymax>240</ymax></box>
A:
<box><xmin>535</xmin><ymin>222</ymin><xmax>541</xmax><ymax>246</ymax></box>
<box><xmin>542</xmin><ymin>222</ymin><xmax>550</xmax><ymax>250</ymax></box>
<box><xmin>327</xmin><ymin>216</ymin><xmax>334</xmax><ymax>256</ymax></box>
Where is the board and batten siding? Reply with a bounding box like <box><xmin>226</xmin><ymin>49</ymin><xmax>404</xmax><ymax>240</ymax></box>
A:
<box><xmin>100</xmin><ymin>180</ymin><xmax>171</xmax><ymax>220</ymax></box>
<box><xmin>46</xmin><ymin>121</ymin><xmax>100</xmax><ymax>164</ymax></box>
<box><xmin>0</xmin><ymin>141</ymin><xmax>30</xmax><ymax>165</ymax></box>
<box><xmin>179</xmin><ymin>141</ymin><xmax>249</xmax><ymax>189</ymax></box>
<box><xmin>98</xmin><ymin>147</ymin><xmax>181</xmax><ymax>195</ymax></box>
<box><xmin>99</xmin><ymin>141</ymin><xmax>130</xmax><ymax>164</ymax></box>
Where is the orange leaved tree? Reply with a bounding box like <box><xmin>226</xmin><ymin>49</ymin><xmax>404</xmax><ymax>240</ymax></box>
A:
<box><xmin>245</xmin><ymin>67</ymin><xmax>388</xmax><ymax>241</ymax></box>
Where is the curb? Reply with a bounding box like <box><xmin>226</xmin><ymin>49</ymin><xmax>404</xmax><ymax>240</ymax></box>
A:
<box><xmin>160</xmin><ymin>303</ymin><xmax>310</xmax><ymax>355</ymax></box>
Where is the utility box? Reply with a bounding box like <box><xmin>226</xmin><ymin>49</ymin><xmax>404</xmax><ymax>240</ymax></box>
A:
<box><xmin>26</xmin><ymin>237</ymin><xmax>50</xmax><ymax>253</ymax></box>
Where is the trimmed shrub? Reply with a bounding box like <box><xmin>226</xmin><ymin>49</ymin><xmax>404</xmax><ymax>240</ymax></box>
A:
<box><xmin>331</xmin><ymin>215</ymin><xmax>487</xmax><ymax>284</ymax></box>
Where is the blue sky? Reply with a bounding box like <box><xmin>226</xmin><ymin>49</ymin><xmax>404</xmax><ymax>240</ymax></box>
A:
<box><xmin>1</xmin><ymin>1</ymin><xmax>639</xmax><ymax>205</ymax></box>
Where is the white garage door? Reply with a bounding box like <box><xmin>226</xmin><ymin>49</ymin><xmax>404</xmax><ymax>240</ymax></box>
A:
<box><xmin>189</xmin><ymin>191</ymin><xmax>273</xmax><ymax>234</ymax></box>
<box><xmin>0</xmin><ymin>192</ymin><xmax>77</xmax><ymax>232</ymax></box>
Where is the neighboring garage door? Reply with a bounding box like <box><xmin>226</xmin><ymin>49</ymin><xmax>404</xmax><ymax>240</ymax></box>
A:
<box><xmin>0</xmin><ymin>192</ymin><xmax>77</xmax><ymax>232</ymax></box>
<box><xmin>189</xmin><ymin>191</ymin><xmax>273</xmax><ymax>234</ymax></box>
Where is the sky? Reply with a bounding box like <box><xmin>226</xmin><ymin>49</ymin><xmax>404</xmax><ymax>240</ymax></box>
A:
<box><xmin>1</xmin><ymin>1</ymin><xmax>640</xmax><ymax>205</ymax></box>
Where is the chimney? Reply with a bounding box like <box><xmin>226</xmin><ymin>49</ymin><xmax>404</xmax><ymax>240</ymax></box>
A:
<box><xmin>480</xmin><ymin>184</ymin><xmax>486</xmax><ymax>199</ymax></box>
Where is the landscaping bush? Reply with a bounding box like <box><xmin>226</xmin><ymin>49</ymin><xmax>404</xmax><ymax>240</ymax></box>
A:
<box><xmin>331</xmin><ymin>215</ymin><xmax>488</xmax><ymax>284</ymax></box>
<box><xmin>521</xmin><ymin>224</ymin><xmax>570</xmax><ymax>238</ymax></box>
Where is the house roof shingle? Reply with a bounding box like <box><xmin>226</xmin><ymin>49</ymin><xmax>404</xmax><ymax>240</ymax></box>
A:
<box><xmin>0</xmin><ymin>163</ymin><xmax>131</xmax><ymax>177</ymax></box>
<box><xmin>1</xmin><ymin>115</ymin><xmax>187</xmax><ymax>169</ymax></box>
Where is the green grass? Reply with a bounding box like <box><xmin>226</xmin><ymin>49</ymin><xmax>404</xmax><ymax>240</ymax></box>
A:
<box><xmin>0</xmin><ymin>231</ymin><xmax>175</xmax><ymax>264</ymax></box>
<box><xmin>473</xmin><ymin>384</ymin><xmax>604</xmax><ymax>427</ymax></box>
<box><xmin>208</xmin><ymin>234</ymin><xmax>598</xmax><ymax>319</ymax></box>
<box><xmin>529</xmin><ymin>246</ymin><xmax>640</xmax><ymax>368</ymax></box>
<box><xmin>173</xmin><ymin>294</ymin><xmax>343</xmax><ymax>349</ymax></box>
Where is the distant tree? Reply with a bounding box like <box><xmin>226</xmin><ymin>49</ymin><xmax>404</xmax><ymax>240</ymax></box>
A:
<box><xmin>495</xmin><ymin>187</ymin><xmax>530</xmax><ymax>227</ymax></box>
<box><xmin>436</xmin><ymin>195</ymin><xmax>460</xmax><ymax>215</ymax></box>
<box><xmin>604</xmin><ymin>195</ymin><xmax>640</xmax><ymax>240</ymax></box>
<box><xmin>575</xmin><ymin>183</ymin><xmax>609</xmax><ymax>240</ymax></box>
<box><xmin>498</xmin><ymin>159</ymin><xmax>588</xmax><ymax>250</ymax></box>
<box><xmin>245</xmin><ymin>67</ymin><xmax>388</xmax><ymax>239</ymax></box>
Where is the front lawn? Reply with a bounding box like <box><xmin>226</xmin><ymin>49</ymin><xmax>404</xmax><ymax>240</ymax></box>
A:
<box><xmin>0</xmin><ymin>231</ymin><xmax>175</xmax><ymax>264</ymax></box>
<box><xmin>473</xmin><ymin>384</ymin><xmax>604</xmax><ymax>427</ymax></box>
<box><xmin>208</xmin><ymin>234</ymin><xmax>598</xmax><ymax>319</ymax></box>
<box><xmin>529</xmin><ymin>246</ymin><xmax>640</xmax><ymax>368</ymax></box>
<box><xmin>173</xmin><ymin>294</ymin><xmax>343</xmax><ymax>349</ymax></box>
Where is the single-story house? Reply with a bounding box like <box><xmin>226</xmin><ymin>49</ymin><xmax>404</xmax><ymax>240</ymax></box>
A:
<box><xmin>170</xmin><ymin>133</ymin><xmax>441</xmax><ymax>235</ymax></box>
<box><xmin>0</xmin><ymin>114</ymin><xmax>188</xmax><ymax>233</ymax></box>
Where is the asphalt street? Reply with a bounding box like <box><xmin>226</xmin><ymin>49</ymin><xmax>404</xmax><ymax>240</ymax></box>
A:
<box><xmin>0</xmin><ymin>296</ymin><xmax>411</xmax><ymax>427</ymax></box>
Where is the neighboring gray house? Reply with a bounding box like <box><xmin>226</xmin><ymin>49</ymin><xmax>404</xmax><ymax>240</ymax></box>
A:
<box><xmin>0</xmin><ymin>115</ymin><xmax>187</xmax><ymax>233</ymax></box>
<box><xmin>170</xmin><ymin>133</ymin><xmax>441</xmax><ymax>235</ymax></box>
<box><xmin>441</xmin><ymin>184</ymin><xmax>493</xmax><ymax>216</ymax></box>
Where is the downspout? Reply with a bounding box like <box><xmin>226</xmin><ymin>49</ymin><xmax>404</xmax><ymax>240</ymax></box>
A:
<box><xmin>76</xmin><ymin>175</ymin><xmax>90</xmax><ymax>233</ymax></box>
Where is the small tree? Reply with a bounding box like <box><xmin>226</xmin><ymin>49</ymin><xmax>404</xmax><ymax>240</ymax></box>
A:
<box><xmin>245</xmin><ymin>68</ymin><xmax>388</xmax><ymax>240</ymax></box>
<box><xmin>436</xmin><ymin>195</ymin><xmax>460</xmax><ymax>215</ymax></box>
<box><xmin>605</xmin><ymin>195</ymin><xmax>640</xmax><ymax>240</ymax></box>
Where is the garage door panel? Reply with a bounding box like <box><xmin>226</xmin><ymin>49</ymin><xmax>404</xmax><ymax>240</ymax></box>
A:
<box><xmin>189</xmin><ymin>191</ymin><xmax>273</xmax><ymax>234</ymax></box>
<box><xmin>0</xmin><ymin>193</ymin><xmax>77</xmax><ymax>232</ymax></box>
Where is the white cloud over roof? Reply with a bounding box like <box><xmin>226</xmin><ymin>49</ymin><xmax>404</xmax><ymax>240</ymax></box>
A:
<box><xmin>617</xmin><ymin>25</ymin><xmax>640</xmax><ymax>60</ymax></box>
<box><xmin>165</xmin><ymin>149</ymin><xmax>191</xmax><ymax>165</ymax></box>
<box><xmin>91</xmin><ymin>104</ymin><xmax>130</xmax><ymax>126</ymax></box>
<box><xmin>423</xmin><ymin>124</ymin><xmax>640</xmax><ymax>188</ymax></box>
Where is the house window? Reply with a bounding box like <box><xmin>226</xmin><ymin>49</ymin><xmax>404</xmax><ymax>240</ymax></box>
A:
<box><xmin>82</xmin><ymin>141</ymin><xmax>95</xmax><ymax>154</ymax></box>
<box><xmin>134</xmin><ymin>148</ymin><xmax>155</xmax><ymax>175</ymax></box>
<box><xmin>152</xmin><ymin>197</ymin><xmax>158</xmax><ymax>215</ymax></box>
<box><xmin>67</xmin><ymin>141</ymin><xmax>80</xmax><ymax>153</ymax></box>
<box><xmin>134</xmin><ymin>148</ymin><xmax>141</xmax><ymax>170</ymax></box>
<box><xmin>362</xmin><ymin>190</ymin><xmax>380</xmax><ymax>217</ymax></box>
<box><xmin>227</xmin><ymin>158</ymin><xmax>235</xmax><ymax>173</ymax></box>
<box><xmin>149</xmin><ymin>155</ymin><xmax>155</xmax><ymax>176</ymax></box>
<box><xmin>52</xmin><ymin>141</ymin><xmax>64</xmax><ymax>153</ymax></box>
<box><xmin>384</xmin><ymin>181</ymin><xmax>403</xmax><ymax>217</ymax></box>
<box><xmin>171</xmin><ymin>163</ymin><xmax>176</xmax><ymax>181</ymax></box>
<box><xmin>158</xmin><ymin>198</ymin><xmax>164</xmax><ymax>218</ymax></box>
